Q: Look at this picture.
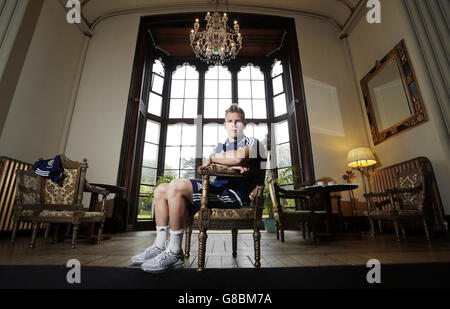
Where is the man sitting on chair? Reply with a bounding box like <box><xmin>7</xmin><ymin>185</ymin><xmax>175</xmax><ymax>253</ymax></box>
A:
<box><xmin>131</xmin><ymin>104</ymin><xmax>263</xmax><ymax>273</ymax></box>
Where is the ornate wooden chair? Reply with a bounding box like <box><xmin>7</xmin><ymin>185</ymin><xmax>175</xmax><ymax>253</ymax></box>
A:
<box><xmin>29</xmin><ymin>155</ymin><xmax>109</xmax><ymax>248</ymax></box>
<box><xmin>364</xmin><ymin>167</ymin><xmax>432</xmax><ymax>241</ymax></box>
<box><xmin>10</xmin><ymin>169</ymin><xmax>42</xmax><ymax>243</ymax></box>
<box><xmin>184</xmin><ymin>164</ymin><xmax>265</xmax><ymax>272</ymax></box>
<box><xmin>267</xmin><ymin>173</ymin><xmax>328</xmax><ymax>242</ymax></box>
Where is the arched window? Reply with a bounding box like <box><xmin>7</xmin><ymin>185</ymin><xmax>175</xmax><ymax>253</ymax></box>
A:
<box><xmin>136</xmin><ymin>59</ymin><xmax>296</xmax><ymax>222</ymax></box>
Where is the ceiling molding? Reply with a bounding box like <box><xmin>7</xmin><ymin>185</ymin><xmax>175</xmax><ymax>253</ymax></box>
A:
<box><xmin>66</xmin><ymin>0</ymin><xmax>369</xmax><ymax>39</ymax></box>
<box><xmin>339</xmin><ymin>0</ymin><xmax>366</xmax><ymax>39</ymax></box>
<box><xmin>87</xmin><ymin>3</ymin><xmax>343</xmax><ymax>33</ymax></box>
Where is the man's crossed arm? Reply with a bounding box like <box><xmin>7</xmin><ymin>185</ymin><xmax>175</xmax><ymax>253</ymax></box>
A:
<box><xmin>201</xmin><ymin>147</ymin><xmax>252</xmax><ymax>174</ymax></box>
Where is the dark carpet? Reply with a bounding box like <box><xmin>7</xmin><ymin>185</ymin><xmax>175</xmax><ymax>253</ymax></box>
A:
<box><xmin>1</xmin><ymin>263</ymin><xmax>449</xmax><ymax>289</ymax></box>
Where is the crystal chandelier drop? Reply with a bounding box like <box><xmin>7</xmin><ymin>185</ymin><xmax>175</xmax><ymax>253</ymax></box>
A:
<box><xmin>190</xmin><ymin>4</ymin><xmax>242</xmax><ymax>64</ymax></box>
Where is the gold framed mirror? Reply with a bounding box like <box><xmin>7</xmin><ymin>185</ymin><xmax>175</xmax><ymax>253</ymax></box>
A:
<box><xmin>360</xmin><ymin>40</ymin><xmax>427</xmax><ymax>145</ymax></box>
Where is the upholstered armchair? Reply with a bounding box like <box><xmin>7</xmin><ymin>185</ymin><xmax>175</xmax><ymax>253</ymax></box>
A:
<box><xmin>28</xmin><ymin>155</ymin><xmax>109</xmax><ymax>248</ymax></box>
<box><xmin>184</xmin><ymin>163</ymin><xmax>265</xmax><ymax>272</ymax></box>
<box><xmin>364</xmin><ymin>167</ymin><xmax>432</xmax><ymax>241</ymax></box>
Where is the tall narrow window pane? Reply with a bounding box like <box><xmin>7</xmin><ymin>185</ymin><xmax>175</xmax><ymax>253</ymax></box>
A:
<box><xmin>152</xmin><ymin>75</ymin><xmax>164</xmax><ymax>94</ymax></box>
<box><xmin>145</xmin><ymin>120</ymin><xmax>160</xmax><ymax>144</ymax></box>
<box><xmin>204</xmin><ymin>99</ymin><xmax>218</xmax><ymax>118</ymax></box>
<box><xmin>273</xmin><ymin>93</ymin><xmax>287</xmax><ymax>117</ymax></box>
<box><xmin>252</xmin><ymin>100</ymin><xmax>267</xmax><ymax>119</ymax></box>
<box><xmin>143</xmin><ymin>143</ymin><xmax>158</xmax><ymax>168</ymax></box>
<box><xmin>272</xmin><ymin>59</ymin><xmax>287</xmax><ymax>117</ymax></box>
<box><xmin>148</xmin><ymin>59</ymin><xmax>165</xmax><ymax>117</ymax></box>
<box><xmin>237</xmin><ymin>64</ymin><xmax>267</xmax><ymax>120</ymax></box>
<box><xmin>148</xmin><ymin>92</ymin><xmax>162</xmax><ymax>116</ymax></box>
<box><xmin>183</xmin><ymin>99</ymin><xmax>197</xmax><ymax>118</ymax></box>
<box><xmin>170</xmin><ymin>64</ymin><xmax>198</xmax><ymax>119</ymax></box>
<box><xmin>166</xmin><ymin>124</ymin><xmax>182</xmax><ymax>146</ymax></box>
<box><xmin>275</xmin><ymin>121</ymin><xmax>289</xmax><ymax>144</ymax></box>
<box><xmin>271</xmin><ymin>60</ymin><xmax>283</xmax><ymax>77</ymax></box>
<box><xmin>204</xmin><ymin>65</ymin><xmax>231</xmax><ymax>118</ymax></box>
<box><xmin>272</xmin><ymin>75</ymin><xmax>284</xmax><ymax>95</ymax></box>
<box><xmin>169</xmin><ymin>99</ymin><xmax>183</xmax><ymax>118</ymax></box>
<box><xmin>171</xmin><ymin>80</ymin><xmax>185</xmax><ymax>98</ymax></box>
<box><xmin>164</xmin><ymin>123</ymin><xmax>197</xmax><ymax>178</ymax></box>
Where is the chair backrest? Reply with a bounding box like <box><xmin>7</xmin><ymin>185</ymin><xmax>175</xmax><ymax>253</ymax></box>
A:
<box><xmin>42</xmin><ymin>155</ymin><xmax>87</xmax><ymax>208</ymax></box>
<box><xmin>15</xmin><ymin>169</ymin><xmax>42</xmax><ymax>210</ymax></box>
<box><xmin>396</xmin><ymin>168</ymin><xmax>426</xmax><ymax>210</ymax></box>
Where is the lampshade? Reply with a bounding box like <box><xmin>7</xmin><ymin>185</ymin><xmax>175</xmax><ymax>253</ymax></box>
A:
<box><xmin>347</xmin><ymin>147</ymin><xmax>377</xmax><ymax>168</ymax></box>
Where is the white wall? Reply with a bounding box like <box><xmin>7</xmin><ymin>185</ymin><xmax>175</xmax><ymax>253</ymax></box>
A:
<box><xmin>295</xmin><ymin>16</ymin><xmax>368</xmax><ymax>201</ymax></box>
<box><xmin>65</xmin><ymin>14</ymin><xmax>140</xmax><ymax>184</ymax></box>
<box><xmin>347</xmin><ymin>0</ymin><xmax>450</xmax><ymax>212</ymax></box>
<box><xmin>0</xmin><ymin>0</ymin><xmax>85</xmax><ymax>163</ymax></box>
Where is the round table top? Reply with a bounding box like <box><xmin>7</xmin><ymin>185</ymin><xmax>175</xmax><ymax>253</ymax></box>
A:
<box><xmin>302</xmin><ymin>184</ymin><xmax>358</xmax><ymax>193</ymax></box>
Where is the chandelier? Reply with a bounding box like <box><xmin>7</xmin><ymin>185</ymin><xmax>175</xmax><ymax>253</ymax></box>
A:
<box><xmin>190</xmin><ymin>4</ymin><xmax>242</xmax><ymax>64</ymax></box>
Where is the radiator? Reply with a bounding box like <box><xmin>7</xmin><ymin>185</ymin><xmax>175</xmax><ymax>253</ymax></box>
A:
<box><xmin>0</xmin><ymin>157</ymin><xmax>33</xmax><ymax>232</ymax></box>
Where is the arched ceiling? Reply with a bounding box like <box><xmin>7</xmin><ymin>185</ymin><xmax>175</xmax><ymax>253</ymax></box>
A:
<box><xmin>76</xmin><ymin>0</ymin><xmax>363</xmax><ymax>32</ymax></box>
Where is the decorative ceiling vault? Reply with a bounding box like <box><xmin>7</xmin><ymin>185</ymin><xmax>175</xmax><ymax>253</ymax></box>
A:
<box><xmin>59</xmin><ymin>0</ymin><xmax>365</xmax><ymax>39</ymax></box>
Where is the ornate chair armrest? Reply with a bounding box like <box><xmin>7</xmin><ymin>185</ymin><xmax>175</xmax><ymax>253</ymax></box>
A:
<box><xmin>276</xmin><ymin>186</ymin><xmax>309</xmax><ymax>199</ymax></box>
<box><xmin>198</xmin><ymin>164</ymin><xmax>246</xmax><ymax>177</ymax></box>
<box><xmin>85</xmin><ymin>182</ymin><xmax>109</xmax><ymax>196</ymax></box>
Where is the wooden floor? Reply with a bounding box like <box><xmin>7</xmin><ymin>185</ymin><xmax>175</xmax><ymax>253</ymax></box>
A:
<box><xmin>1</xmin><ymin>230</ymin><xmax>450</xmax><ymax>269</ymax></box>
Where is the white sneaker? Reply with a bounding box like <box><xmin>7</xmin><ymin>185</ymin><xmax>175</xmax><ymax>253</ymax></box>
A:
<box><xmin>131</xmin><ymin>241</ymin><xmax>167</xmax><ymax>265</ymax></box>
<box><xmin>141</xmin><ymin>248</ymin><xmax>185</xmax><ymax>273</ymax></box>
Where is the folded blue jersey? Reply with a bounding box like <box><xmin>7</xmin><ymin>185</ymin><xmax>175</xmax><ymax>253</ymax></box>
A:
<box><xmin>32</xmin><ymin>155</ymin><xmax>65</xmax><ymax>184</ymax></box>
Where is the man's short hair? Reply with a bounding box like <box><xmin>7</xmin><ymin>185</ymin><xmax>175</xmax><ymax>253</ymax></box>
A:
<box><xmin>225</xmin><ymin>104</ymin><xmax>245</xmax><ymax>122</ymax></box>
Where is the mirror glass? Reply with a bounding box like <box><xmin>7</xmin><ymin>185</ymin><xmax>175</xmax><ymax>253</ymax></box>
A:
<box><xmin>367</xmin><ymin>58</ymin><xmax>412</xmax><ymax>132</ymax></box>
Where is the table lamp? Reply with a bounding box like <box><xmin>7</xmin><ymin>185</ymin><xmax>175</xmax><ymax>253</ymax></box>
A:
<box><xmin>347</xmin><ymin>147</ymin><xmax>377</xmax><ymax>196</ymax></box>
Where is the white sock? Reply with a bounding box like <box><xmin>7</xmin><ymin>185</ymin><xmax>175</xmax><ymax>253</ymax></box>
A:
<box><xmin>168</xmin><ymin>229</ymin><xmax>184</xmax><ymax>254</ymax></box>
<box><xmin>154</xmin><ymin>226</ymin><xmax>169</xmax><ymax>249</ymax></box>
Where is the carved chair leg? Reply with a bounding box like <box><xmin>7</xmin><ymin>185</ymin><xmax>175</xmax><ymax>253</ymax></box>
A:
<box><xmin>44</xmin><ymin>223</ymin><xmax>51</xmax><ymax>241</ymax></box>
<box><xmin>378</xmin><ymin>220</ymin><xmax>383</xmax><ymax>233</ymax></box>
<box><xmin>97</xmin><ymin>221</ymin><xmax>104</xmax><ymax>244</ymax></box>
<box><xmin>30</xmin><ymin>223</ymin><xmax>39</xmax><ymax>248</ymax></box>
<box><xmin>393</xmin><ymin>219</ymin><xmax>401</xmax><ymax>242</ymax></box>
<box><xmin>184</xmin><ymin>221</ymin><xmax>192</xmax><ymax>258</ymax></box>
<box><xmin>231</xmin><ymin>228</ymin><xmax>238</xmax><ymax>258</ymax></box>
<box><xmin>11</xmin><ymin>220</ymin><xmax>18</xmax><ymax>243</ymax></box>
<box><xmin>253</xmin><ymin>229</ymin><xmax>261</xmax><ymax>268</ymax></box>
<box><xmin>72</xmin><ymin>224</ymin><xmax>79</xmax><ymax>249</ymax></box>
<box><xmin>197</xmin><ymin>229</ymin><xmax>207</xmax><ymax>272</ymax></box>
<box><xmin>369</xmin><ymin>217</ymin><xmax>375</xmax><ymax>239</ymax></box>
<box><xmin>423</xmin><ymin>218</ymin><xmax>430</xmax><ymax>241</ymax></box>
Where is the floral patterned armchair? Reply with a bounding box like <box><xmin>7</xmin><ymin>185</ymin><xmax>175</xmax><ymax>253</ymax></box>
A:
<box><xmin>12</xmin><ymin>155</ymin><xmax>109</xmax><ymax>248</ymax></box>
